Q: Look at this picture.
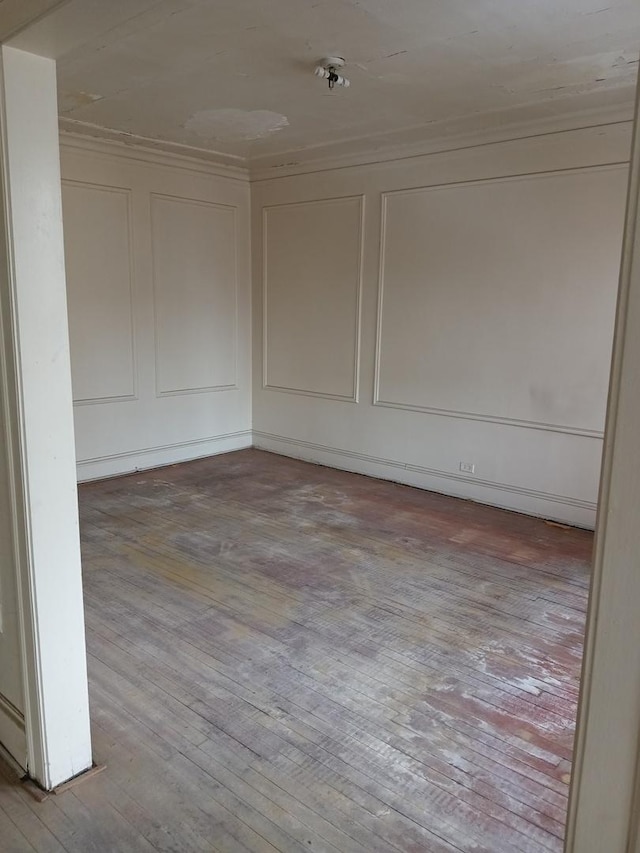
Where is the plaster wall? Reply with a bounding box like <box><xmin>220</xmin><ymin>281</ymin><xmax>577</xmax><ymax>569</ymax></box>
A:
<box><xmin>251</xmin><ymin>122</ymin><xmax>631</xmax><ymax>526</ymax></box>
<box><xmin>60</xmin><ymin>140</ymin><xmax>252</xmax><ymax>480</ymax></box>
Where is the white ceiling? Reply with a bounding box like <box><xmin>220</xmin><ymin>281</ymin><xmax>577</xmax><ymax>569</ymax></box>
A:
<box><xmin>15</xmin><ymin>0</ymin><xmax>640</xmax><ymax>169</ymax></box>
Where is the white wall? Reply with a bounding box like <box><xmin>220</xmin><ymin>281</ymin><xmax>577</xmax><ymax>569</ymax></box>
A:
<box><xmin>252</xmin><ymin>122</ymin><xmax>632</xmax><ymax>527</ymax></box>
<box><xmin>60</xmin><ymin>123</ymin><xmax>630</xmax><ymax>527</ymax></box>
<box><xmin>59</xmin><ymin>138</ymin><xmax>252</xmax><ymax>481</ymax></box>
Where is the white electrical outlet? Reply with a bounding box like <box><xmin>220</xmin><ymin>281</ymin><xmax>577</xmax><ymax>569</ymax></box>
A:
<box><xmin>459</xmin><ymin>461</ymin><xmax>475</xmax><ymax>474</ymax></box>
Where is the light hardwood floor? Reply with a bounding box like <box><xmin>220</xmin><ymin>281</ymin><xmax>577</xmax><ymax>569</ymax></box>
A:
<box><xmin>0</xmin><ymin>449</ymin><xmax>592</xmax><ymax>852</ymax></box>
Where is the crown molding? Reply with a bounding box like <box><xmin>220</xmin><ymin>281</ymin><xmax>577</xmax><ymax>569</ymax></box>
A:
<box><xmin>0</xmin><ymin>0</ymin><xmax>70</xmax><ymax>43</ymax></box>
<box><xmin>249</xmin><ymin>100</ymin><xmax>635</xmax><ymax>182</ymax></box>
<box><xmin>58</xmin><ymin>90</ymin><xmax>635</xmax><ymax>185</ymax></box>
<box><xmin>58</xmin><ymin>119</ymin><xmax>250</xmax><ymax>181</ymax></box>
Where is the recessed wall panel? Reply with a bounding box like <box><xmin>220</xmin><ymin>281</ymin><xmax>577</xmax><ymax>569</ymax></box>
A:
<box><xmin>376</xmin><ymin>166</ymin><xmax>628</xmax><ymax>435</ymax></box>
<box><xmin>151</xmin><ymin>194</ymin><xmax>238</xmax><ymax>395</ymax></box>
<box><xmin>62</xmin><ymin>182</ymin><xmax>135</xmax><ymax>403</ymax></box>
<box><xmin>263</xmin><ymin>196</ymin><xmax>363</xmax><ymax>400</ymax></box>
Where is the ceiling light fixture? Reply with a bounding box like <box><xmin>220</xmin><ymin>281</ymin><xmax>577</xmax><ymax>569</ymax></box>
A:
<box><xmin>314</xmin><ymin>56</ymin><xmax>350</xmax><ymax>89</ymax></box>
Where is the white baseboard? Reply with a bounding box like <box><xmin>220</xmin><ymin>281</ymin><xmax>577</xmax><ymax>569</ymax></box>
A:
<box><xmin>76</xmin><ymin>430</ymin><xmax>252</xmax><ymax>482</ymax></box>
<box><xmin>252</xmin><ymin>431</ymin><xmax>597</xmax><ymax>529</ymax></box>
<box><xmin>77</xmin><ymin>428</ymin><xmax>598</xmax><ymax>528</ymax></box>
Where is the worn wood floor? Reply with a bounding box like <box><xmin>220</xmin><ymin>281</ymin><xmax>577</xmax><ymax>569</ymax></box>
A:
<box><xmin>0</xmin><ymin>449</ymin><xmax>592</xmax><ymax>852</ymax></box>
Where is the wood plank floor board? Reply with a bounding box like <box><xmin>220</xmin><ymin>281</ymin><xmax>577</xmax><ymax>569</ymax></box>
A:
<box><xmin>174</xmin><ymin>624</ymin><xmax>568</xmax><ymax>824</ymax></box>
<box><xmin>120</xmin><ymin>508</ymin><xmax>585</xmax><ymax>622</ymax></box>
<box><xmin>19</xmin><ymin>797</ymin><xmax>107</xmax><ymax>853</ymax></box>
<box><xmin>87</xmin><ymin>721</ymin><xmax>232</xmax><ymax>853</ymax></box>
<box><xmin>84</xmin><ymin>564</ymin><xmax>568</xmax><ymax>832</ymax></box>
<box><xmin>0</xmin><ymin>786</ymin><xmax>66</xmax><ymax>853</ymax></box>
<box><xmin>178</xmin><ymin>596</ymin><xmax>580</xmax><ymax>732</ymax></box>
<box><xmin>172</xmin><ymin>600</ymin><xmax>572</xmax><ymax>780</ymax></box>
<box><xmin>0</xmin><ymin>449</ymin><xmax>592</xmax><ymax>851</ymax></box>
<box><xmin>88</xmin><ymin>626</ymin><xmax>462</xmax><ymax>853</ymax></box>
<box><xmin>187</xmin><ymin>683</ymin><xmax>561</xmax><ymax>853</ymax></box>
<box><xmin>94</xmin><ymin>510</ymin><xmax>584</xmax><ymax>684</ymax></box>
<box><xmin>51</xmin><ymin>788</ymin><xmax>158</xmax><ymax>853</ymax></box>
<box><xmin>87</xmin><ymin>664</ymin><xmax>361</xmax><ymax>853</ymax></box>
<box><xmin>87</xmin><ymin>621</ymin><xmax>466</xmax><ymax>853</ymax></box>
<box><xmin>85</xmin><ymin>604</ymin><xmax>560</xmax><ymax>848</ymax></box>
<box><xmin>80</xmin><ymin>479</ymin><xmax>583</xmax><ymax>598</ymax></box>
<box><xmin>86</xmin><ymin>584</ymin><xmax>568</xmax><ymax>816</ymax></box>
<box><xmin>86</xmin><ymin>548</ymin><xmax>576</xmax><ymax>804</ymax></box>
<box><xmin>87</xmin><ymin>710</ymin><xmax>264</xmax><ymax>853</ymax></box>
<box><xmin>71</xmin><ymin>776</ymin><xmax>186</xmax><ymax>853</ymax></box>
<box><xmin>87</xmin><ymin>624</ymin><xmax>556</xmax><ymax>844</ymax></box>
<box><xmin>86</xmin><ymin>546</ymin><xmax>580</xmax><ymax>736</ymax></box>
<box><xmin>0</xmin><ymin>801</ymin><xmax>39</xmax><ymax>853</ymax></box>
<box><xmin>195</xmin><ymin>696</ymin><xmax>557</xmax><ymax>838</ymax></box>
<box><xmin>90</xmin><ymin>689</ymin><xmax>351</xmax><ymax>853</ymax></box>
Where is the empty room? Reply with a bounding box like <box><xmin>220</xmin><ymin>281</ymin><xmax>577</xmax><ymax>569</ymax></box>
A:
<box><xmin>1</xmin><ymin>1</ymin><xmax>640</xmax><ymax>851</ymax></box>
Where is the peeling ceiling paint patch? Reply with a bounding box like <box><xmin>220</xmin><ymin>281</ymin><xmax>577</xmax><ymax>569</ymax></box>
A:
<box><xmin>59</xmin><ymin>90</ymin><xmax>104</xmax><ymax>113</ymax></box>
<box><xmin>184</xmin><ymin>108</ymin><xmax>289</xmax><ymax>142</ymax></box>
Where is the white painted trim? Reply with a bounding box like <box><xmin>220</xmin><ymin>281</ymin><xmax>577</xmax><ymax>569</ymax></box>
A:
<box><xmin>252</xmin><ymin>431</ymin><xmax>597</xmax><ymax>528</ymax></box>
<box><xmin>258</xmin><ymin>385</ymin><xmax>360</xmax><ymax>403</ymax></box>
<box><xmin>0</xmin><ymin>150</ymin><xmax>30</xmax><ymax>782</ymax></box>
<box><xmin>0</xmin><ymin>45</ymin><xmax>91</xmax><ymax>790</ymax></box>
<box><xmin>59</xmin><ymin>128</ymin><xmax>249</xmax><ymax>183</ymax></box>
<box><xmin>0</xmin><ymin>79</ymin><xmax>30</xmax><ymax>777</ymax></box>
<box><xmin>61</xmin><ymin>178</ymin><xmax>139</xmax><ymax>406</ymax></box>
<box><xmin>250</xmin><ymin>109</ymin><xmax>634</xmax><ymax>182</ymax></box>
<box><xmin>371</xmin><ymin>399</ymin><xmax>605</xmax><ymax>438</ymax></box>
<box><xmin>149</xmin><ymin>192</ymin><xmax>240</xmax><ymax>398</ymax></box>
<box><xmin>57</xmin><ymin>105</ymin><xmax>633</xmax><ymax>185</ymax></box>
<box><xmin>0</xmin><ymin>0</ymin><xmax>71</xmax><ymax>43</ymax></box>
<box><xmin>73</xmin><ymin>393</ymin><xmax>137</xmax><ymax>407</ymax></box>
<box><xmin>565</xmin><ymin>74</ymin><xmax>640</xmax><ymax>853</ymax></box>
<box><xmin>372</xmin><ymin>163</ymin><xmax>626</xmax><ymax>439</ymax></box>
<box><xmin>76</xmin><ymin>429</ymin><xmax>252</xmax><ymax>482</ymax></box>
<box><xmin>155</xmin><ymin>384</ymin><xmax>239</xmax><ymax>398</ymax></box>
<box><xmin>262</xmin><ymin>195</ymin><xmax>365</xmax><ymax>403</ymax></box>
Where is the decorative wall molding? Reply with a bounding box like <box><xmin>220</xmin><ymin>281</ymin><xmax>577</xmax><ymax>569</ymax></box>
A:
<box><xmin>76</xmin><ymin>429</ymin><xmax>252</xmax><ymax>482</ymax></box>
<box><xmin>373</xmin><ymin>163</ymin><xmax>627</xmax><ymax>439</ymax></box>
<box><xmin>59</xmin><ymin>127</ymin><xmax>249</xmax><ymax>182</ymax></box>
<box><xmin>58</xmin><ymin>100</ymin><xmax>632</xmax><ymax>185</ymax></box>
<box><xmin>73</xmin><ymin>392</ymin><xmax>137</xmax><ymax>407</ymax></box>
<box><xmin>150</xmin><ymin>192</ymin><xmax>239</xmax><ymax>397</ymax></box>
<box><xmin>249</xmin><ymin>108</ymin><xmax>633</xmax><ymax>182</ymax></box>
<box><xmin>0</xmin><ymin>0</ymin><xmax>70</xmax><ymax>43</ymax></box>
<box><xmin>258</xmin><ymin>385</ymin><xmax>359</xmax><ymax>403</ymax></box>
<box><xmin>371</xmin><ymin>400</ymin><xmax>605</xmax><ymax>439</ymax></box>
<box><xmin>252</xmin><ymin>431</ymin><xmax>598</xmax><ymax>526</ymax></box>
<box><xmin>262</xmin><ymin>195</ymin><xmax>364</xmax><ymax>402</ymax></box>
<box><xmin>0</xmin><ymin>693</ymin><xmax>24</xmax><ymax>730</ymax></box>
<box><xmin>156</xmin><ymin>384</ymin><xmax>239</xmax><ymax>398</ymax></box>
<box><xmin>61</xmin><ymin>137</ymin><xmax>251</xmax><ymax>488</ymax></box>
<box><xmin>61</xmin><ymin>178</ymin><xmax>138</xmax><ymax>406</ymax></box>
